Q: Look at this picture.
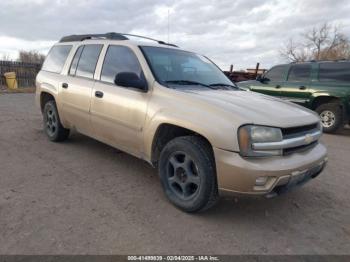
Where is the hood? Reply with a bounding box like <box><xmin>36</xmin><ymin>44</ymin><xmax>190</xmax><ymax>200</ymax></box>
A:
<box><xmin>179</xmin><ymin>89</ymin><xmax>319</xmax><ymax>128</ymax></box>
<box><xmin>237</xmin><ymin>80</ymin><xmax>257</xmax><ymax>85</ymax></box>
<box><xmin>236</xmin><ymin>80</ymin><xmax>258</xmax><ymax>89</ymax></box>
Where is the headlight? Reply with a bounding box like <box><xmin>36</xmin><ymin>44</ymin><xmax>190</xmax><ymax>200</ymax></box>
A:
<box><xmin>238</xmin><ymin>125</ymin><xmax>283</xmax><ymax>157</ymax></box>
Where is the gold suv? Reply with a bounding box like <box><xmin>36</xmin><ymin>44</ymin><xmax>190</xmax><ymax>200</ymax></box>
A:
<box><xmin>36</xmin><ymin>33</ymin><xmax>328</xmax><ymax>212</ymax></box>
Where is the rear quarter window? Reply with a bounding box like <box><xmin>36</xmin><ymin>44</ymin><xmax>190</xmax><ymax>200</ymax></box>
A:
<box><xmin>42</xmin><ymin>45</ymin><xmax>72</xmax><ymax>73</ymax></box>
<box><xmin>319</xmin><ymin>62</ymin><xmax>350</xmax><ymax>82</ymax></box>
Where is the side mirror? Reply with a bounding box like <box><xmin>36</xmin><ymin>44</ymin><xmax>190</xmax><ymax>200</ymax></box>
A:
<box><xmin>114</xmin><ymin>72</ymin><xmax>147</xmax><ymax>91</ymax></box>
<box><xmin>257</xmin><ymin>75</ymin><xmax>268</xmax><ymax>83</ymax></box>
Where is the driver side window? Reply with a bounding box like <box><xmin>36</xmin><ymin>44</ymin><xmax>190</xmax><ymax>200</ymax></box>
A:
<box><xmin>101</xmin><ymin>45</ymin><xmax>142</xmax><ymax>84</ymax></box>
<box><xmin>264</xmin><ymin>65</ymin><xmax>287</xmax><ymax>82</ymax></box>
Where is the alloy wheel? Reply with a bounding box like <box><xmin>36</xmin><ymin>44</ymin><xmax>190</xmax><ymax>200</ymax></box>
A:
<box><xmin>166</xmin><ymin>151</ymin><xmax>201</xmax><ymax>200</ymax></box>
<box><xmin>45</xmin><ymin>106</ymin><xmax>58</xmax><ymax>137</ymax></box>
<box><xmin>320</xmin><ymin>110</ymin><xmax>336</xmax><ymax>128</ymax></box>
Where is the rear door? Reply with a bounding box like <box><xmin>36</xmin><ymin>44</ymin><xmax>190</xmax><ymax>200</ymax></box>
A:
<box><xmin>90</xmin><ymin>45</ymin><xmax>149</xmax><ymax>156</ymax></box>
<box><xmin>279</xmin><ymin>63</ymin><xmax>313</xmax><ymax>106</ymax></box>
<box><xmin>250</xmin><ymin>65</ymin><xmax>288</xmax><ymax>97</ymax></box>
<box><xmin>60</xmin><ymin>44</ymin><xmax>103</xmax><ymax>135</ymax></box>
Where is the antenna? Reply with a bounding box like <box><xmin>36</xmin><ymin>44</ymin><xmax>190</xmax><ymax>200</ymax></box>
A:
<box><xmin>167</xmin><ymin>8</ymin><xmax>170</xmax><ymax>44</ymax></box>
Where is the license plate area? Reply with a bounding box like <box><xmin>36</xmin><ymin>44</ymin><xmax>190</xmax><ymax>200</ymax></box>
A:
<box><xmin>274</xmin><ymin>160</ymin><xmax>326</xmax><ymax>195</ymax></box>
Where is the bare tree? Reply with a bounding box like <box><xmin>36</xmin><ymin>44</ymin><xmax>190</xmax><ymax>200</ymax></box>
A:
<box><xmin>280</xmin><ymin>39</ymin><xmax>308</xmax><ymax>62</ymax></box>
<box><xmin>280</xmin><ymin>23</ymin><xmax>350</xmax><ymax>62</ymax></box>
<box><xmin>18</xmin><ymin>50</ymin><xmax>46</xmax><ymax>64</ymax></box>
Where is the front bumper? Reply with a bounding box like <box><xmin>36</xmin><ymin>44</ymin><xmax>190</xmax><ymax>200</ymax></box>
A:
<box><xmin>214</xmin><ymin>143</ymin><xmax>327</xmax><ymax>195</ymax></box>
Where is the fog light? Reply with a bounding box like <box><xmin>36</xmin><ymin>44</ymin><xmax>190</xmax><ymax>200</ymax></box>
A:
<box><xmin>255</xmin><ymin>176</ymin><xmax>268</xmax><ymax>186</ymax></box>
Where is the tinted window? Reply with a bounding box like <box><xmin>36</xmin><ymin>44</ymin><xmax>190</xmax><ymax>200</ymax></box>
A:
<box><xmin>69</xmin><ymin>46</ymin><xmax>84</xmax><ymax>75</ymax></box>
<box><xmin>101</xmin><ymin>45</ymin><xmax>142</xmax><ymax>83</ymax></box>
<box><xmin>319</xmin><ymin>62</ymin><xmax>350</xmax><ymax>82</ymax></box>
<box><xmin>264</xmin><ymin>65</ymin><xmax>287</xmax><ymax>81</ymax></box>
<box><xmin>75</xmin><ymin>45</ymin><xmax>103</xmax><ymax>79</ymax></box>
<box><xmin>287</xmin><ymin>64</ymin><xmax>311</xmax><ymax>81</ymax></box>
<box><xmin>42</xmin><ymin>45</ymin><xmax>72</xmax><ymax>73</ymax></box>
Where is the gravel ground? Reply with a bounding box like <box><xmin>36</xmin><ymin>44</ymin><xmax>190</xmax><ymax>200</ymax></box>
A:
<box><xmin>0</xmin><ymin>93</ymin><xmax>349</xmax><ymax>255</ymax></box>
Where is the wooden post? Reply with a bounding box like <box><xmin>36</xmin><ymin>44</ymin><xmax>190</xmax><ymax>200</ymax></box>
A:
<box><xmin>255</xmin><ymin>62</ymin><xmax>260</xmax><ymax>77</ymax></box>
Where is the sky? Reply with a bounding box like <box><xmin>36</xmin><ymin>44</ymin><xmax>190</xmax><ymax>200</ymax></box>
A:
<box><xmin>1</xmin><ymin>0</ymin><xmax>350</xmax><ymax>70</ymax></box>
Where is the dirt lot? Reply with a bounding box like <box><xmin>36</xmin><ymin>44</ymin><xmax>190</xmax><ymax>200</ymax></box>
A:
<box><xmin>0</xmin><ymin>93</ymin><xmax>349</xmax><ymax>255</ymax></box>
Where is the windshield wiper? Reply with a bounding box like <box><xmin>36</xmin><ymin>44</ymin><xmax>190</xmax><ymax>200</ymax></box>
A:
<box><xmin>165</xmin><ymin>80</ymin><xmax>217</xmax><ymax>89</ymax></box>
<box><xmin>209</xmin><ymin>83</ymin><xmax>239</xmax><ymax>90</ymax></box>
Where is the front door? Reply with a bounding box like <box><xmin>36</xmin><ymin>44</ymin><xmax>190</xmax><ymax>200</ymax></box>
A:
<box><xmin>90</xmin><ymin>45</ymin><xmax>149</xmax><ymax>156</ymax></box>
<box><xmin>279</xmin><ymin>63</ymin><xmax>313</xmax><ymax>106</ymax></box>
<box><xmin>250</xmin><ymin>65</ymin><xmax>289</xmax><ymax>98</ymax></box>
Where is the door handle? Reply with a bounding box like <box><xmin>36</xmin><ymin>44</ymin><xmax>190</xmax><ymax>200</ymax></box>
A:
<box><xmin>275</xmin><ymin>85</ymin><xmax>281</xmax><ymax>89</ymax></box>
<box><xmin>62</xmin><ymin>83</ymin><xmax>68</xmax><ymax>89</ymax></box>
<box><xmin>299</xmin><ymin>86</ymin><xmax>306</xmax><ymax>90</ymax></box>
<box><xmin>95</xmin><ymin>91</ymin><xmax>104</xmax><ymax>98</ymax></box>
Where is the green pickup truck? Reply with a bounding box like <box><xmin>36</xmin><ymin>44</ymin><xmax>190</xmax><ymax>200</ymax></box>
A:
<box><xmin>238</xmin><ymin>61</ymin><xmax>350</xmax><ymax>133</ymax></box>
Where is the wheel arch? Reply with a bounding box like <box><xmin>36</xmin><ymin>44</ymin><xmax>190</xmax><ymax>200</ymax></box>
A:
<box><xmin>310</xmin><ymin>95</ymin><xmax>342</xmax><ymax>110</ymax></box>
<box><xmin>40</xmin><ymin>91</ymin><xmax>56</xmax><ymax>113</ymax></box>
<box><xmin>149</xmin><ymin>123</ymin><xmax>214</xmax><ymax>167</ymax></box>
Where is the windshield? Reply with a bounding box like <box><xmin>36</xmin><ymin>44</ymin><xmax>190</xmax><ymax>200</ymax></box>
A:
<box><xmin>141</xmin><ymin>46</ymin><xmax>235</xmax><ymax>88</ymax></box>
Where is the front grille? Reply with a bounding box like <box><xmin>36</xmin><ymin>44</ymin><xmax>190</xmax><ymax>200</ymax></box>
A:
<box><xmin>281</xmin><ymin>123</ymin><xmax>320</xmax><ymax>155</ymax></box>
<box><xmin>282</xmin><ymin>123</ymin><xmax>318</xmax><ymax>139</ymax></box>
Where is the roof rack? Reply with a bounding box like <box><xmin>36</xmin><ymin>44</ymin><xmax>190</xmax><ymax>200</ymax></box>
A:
<box><xmin>290</xmin><ymin>60</ymin><xmax>314</xmax><ymax>64</ymax></box>
<box><xmin>59</xmin><ymin>32</ymin><xmax>178</xmax><ymax>47</ymax></box>
<box><xmin>122</xmin><ymin>33</ymin><xmax>178</xmax><ymax>47</ymax></box>
<box><xmin>290</xmin><ymin>59</ymin><xmax>350</xmax><ymax>64</ymax></box>
<box><xmin>59</xmin><ymin>33</ymin><xmax>128</xmax><ymax>42</ymax></box>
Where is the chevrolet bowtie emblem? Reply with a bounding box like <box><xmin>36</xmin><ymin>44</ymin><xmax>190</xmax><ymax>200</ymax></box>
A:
<box><xmin>304</xmin><ymin>134</ymin><xmax>313</xmax><ymax>144</ymax></box>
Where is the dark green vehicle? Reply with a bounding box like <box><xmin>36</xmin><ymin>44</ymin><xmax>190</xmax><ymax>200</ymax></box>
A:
<box><xmin>238</xmin><ymin>61</ymin><xmax>350</xmax><ymax>133</ymax></box>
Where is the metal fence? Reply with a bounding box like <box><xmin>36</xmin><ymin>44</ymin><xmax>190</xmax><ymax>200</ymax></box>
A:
<box><xmin>0</xmin><ymin>61</ymin><xmax>41</xmax><ymax>88</ymax></box>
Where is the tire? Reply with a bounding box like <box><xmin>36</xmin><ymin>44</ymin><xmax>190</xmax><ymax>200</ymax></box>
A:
<box><xmin>158</xmin><ymin>136</ymin><xmax>218</xmax><ymax>213</ymax></box>
<box><xmin>315</xmin><ymin>103</ymin><xmax>343</xmax><ymax>133</ymax></box>
<box><xmin>43</xmin><ymin>100</ymin><xmax>70</xmax><ymax>142</ymax></box>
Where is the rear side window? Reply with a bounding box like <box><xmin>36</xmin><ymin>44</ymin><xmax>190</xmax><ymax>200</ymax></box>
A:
<box><xmin>101</xmin><ymin>45</ymin><xmax>142</xmax><ymax>84</ymax></box>
<box><xmin>42</xmin><ymin>45</ymin><xmax>72</xmax><ymax>73</ymax></box>
<box><xmin>287</xmin><ymin>64</ymin><xmax>311</xmax><ymax>81</ymax></box>
<box><xmin>71</xmin><ymin>45</ymin><xmax>103</xmax><ymax>79</ymax></box>
<box><xmin>319</xmin><ymin>62</ymin><xmax>350</xmax><ymax>82</ymax></box>
<box><xmin>264</xmin><ymin>65</ymin><xmax>287</xmax><ymax>82</ymax></box>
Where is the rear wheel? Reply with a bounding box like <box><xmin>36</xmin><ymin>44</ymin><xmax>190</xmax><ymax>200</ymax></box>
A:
<box><xmin>316</xmin><ymin>103</ymin><xmax>343</xmax><ymax>133</ymax></box>
<box><xmin>43</xmin><ymin>100</ymin><xmax>70</xmax><ymax>142</ymax></box>
<box><xmin>158</xmin><ymin>136</ymin><xmax>218</xmax><ymax>213</ymax></box>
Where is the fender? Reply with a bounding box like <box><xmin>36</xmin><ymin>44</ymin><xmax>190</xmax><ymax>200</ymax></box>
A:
<box><xmin>36</xmin><ymin>70</ymin><xmax>68</xmax><ymax>124</ymax></box>
<box><xmin>142</xmin><ymin>107</ymin><xmax>239</xmax><ymax>163</ymax></box>
<box><xmin>310</xmin><ymin>91</ymin><xmax>350</xmax><ymax>122</ymax></box>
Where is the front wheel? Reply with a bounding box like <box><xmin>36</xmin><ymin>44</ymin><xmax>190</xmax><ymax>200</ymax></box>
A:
<box><xmin>158</xmin><ymin>136</ymin><xmax>218</xmax><ymax>213</ymax></box>
<box><xmin>43</xmin><ymin>100</ymin><xmax>70</xmax><ymax>142</ymax></box>
<box><xmin>316</xmin><ymin>103</ymin><xmax>343</xmax><ymax>133</ymax></box>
